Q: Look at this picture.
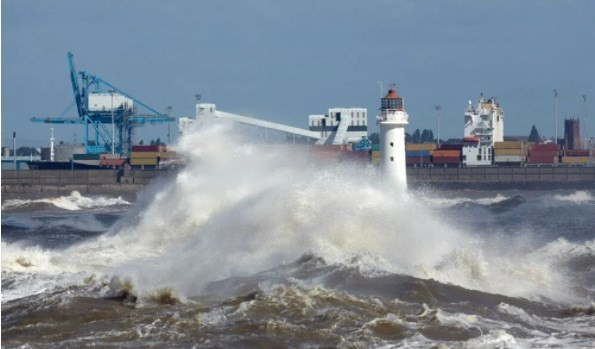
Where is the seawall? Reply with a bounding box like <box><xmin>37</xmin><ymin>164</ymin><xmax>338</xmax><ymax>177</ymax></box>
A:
<box><xmin>2</xmin><ymin>167</ymin><xmax>594</xmax><ymax>199</ymax></box>
<box><xmin>0</xmin><ymin>169</ymin><xmax>172</xmax><ymax>198</ymax></box>
<box><xmin>407</xmin><ymin>166</ymin><xmax>595</xmax><ymax>190</ymax></box>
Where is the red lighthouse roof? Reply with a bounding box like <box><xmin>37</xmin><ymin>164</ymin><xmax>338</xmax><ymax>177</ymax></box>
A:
<box><xmin>383</xmin><ymin>89</ymin><xmax>401</xmax><ymax>99</ymax></box>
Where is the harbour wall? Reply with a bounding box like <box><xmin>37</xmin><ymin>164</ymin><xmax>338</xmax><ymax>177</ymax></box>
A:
<box><xmin>2</xmin><ymin>167</ymin><xmax>594</xmax><ymax>197</ymax></box>
<box><xmin>0</xmin><ymin>169</ymin><xmax>171</xmax><ymax>197</ymax></box>
<box><xmin>407</xmin><ymin>166</ymin><xmax>595</xmax><ymax>190</ymax></box>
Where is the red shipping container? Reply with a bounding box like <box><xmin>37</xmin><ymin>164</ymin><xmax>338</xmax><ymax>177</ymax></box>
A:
<box><xmin>529</xmin><ymin>150</ymin><xmax>558</xmax><ymax>157</ymax></box>
<box><xmin>131</xmin><ymin>145</ymin><xmax>160</xmax><ymax>152</ymax></box>
<box><xmin>406</xmin><ymin>157</ymin><xmax>431</xmax><ymax>164</ymax></box>
<box><xmin>532</xmin><ymin>144</ymin><xmax>559</xmax><ymax>151</ymax></box>
<box><xmin>433</xmin><ymin>157</ymin><xmax>460</xmax><ymax>164</ymax></box>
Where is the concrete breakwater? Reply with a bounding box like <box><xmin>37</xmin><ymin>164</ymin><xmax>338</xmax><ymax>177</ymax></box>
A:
<box><xmin>0</xmin><ymin>169</ymin><xmax>172</xmax><ymax>197</ymax></box>
<box><xmin>408</xmin><ymin>166</ymin><xmax>595</xmax><ymax>189</ymax></box>
<box><xmin>2</xmin><ymin>167</ymin><xmax>594</xmax><ymax>198</ymax></box>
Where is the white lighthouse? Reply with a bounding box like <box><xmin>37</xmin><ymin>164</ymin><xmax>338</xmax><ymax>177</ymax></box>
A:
<box><xmin>377</xmin><ymin>86</ymin><xmax>409</xmax><ymax>189</ymax></box>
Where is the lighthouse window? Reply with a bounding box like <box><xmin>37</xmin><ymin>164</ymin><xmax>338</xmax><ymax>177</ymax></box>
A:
<box><xmin>390</xmin><ymin>142</ymin><xmax>394</xmax><ymax>147</ymax></box>
<box><xmin>390</xmin><ymin>156</ymin><xmax>394</xmax><ymax>161</ymax></box>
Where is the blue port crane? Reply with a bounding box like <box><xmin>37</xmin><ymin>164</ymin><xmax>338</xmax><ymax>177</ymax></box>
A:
<box><xmin>31</xmin><ymin>52</ymin><xmax>174</xmax><ymax>155</ymax></box>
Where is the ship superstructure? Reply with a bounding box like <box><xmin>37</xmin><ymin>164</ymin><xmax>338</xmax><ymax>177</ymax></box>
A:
<box><xmin>464</xmin><ymin>95</ymin><xmax>504</xmax><ymax>146</ymax></box>
<box><xmin>462</xmin><ymin>95</ymin><xmax>504</xmax><ymax>166</ymax></box>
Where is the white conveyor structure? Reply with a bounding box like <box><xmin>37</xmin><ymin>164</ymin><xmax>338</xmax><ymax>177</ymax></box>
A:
<box><xmin>179</xmin><ymin>103</ymin><xmax>352</xmax><ymax>145</ymax></box>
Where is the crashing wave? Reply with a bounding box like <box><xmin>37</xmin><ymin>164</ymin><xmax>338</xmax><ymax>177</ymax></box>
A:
<box><xmin>2</xmin><ymin>191</ymin><xmax>130</xmax><ymax>211</ymax></box>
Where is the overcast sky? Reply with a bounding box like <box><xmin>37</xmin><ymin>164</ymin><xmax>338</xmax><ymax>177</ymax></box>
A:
<box><xmin>2</xmin><ymin>0</ymin><xmax>594</xmax><ymax>147</ymax></box>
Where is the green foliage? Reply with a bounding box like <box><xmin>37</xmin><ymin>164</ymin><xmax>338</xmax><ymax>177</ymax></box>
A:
<box><xmin>528</xmin><ymin>125</ymin><xmax>540</xmax><ymax>143</ymax></box>
<box><xmin>421</xmin><ymin>129</ymin><xmax>435</xmax><ymax>143</ymax></box>
<box><xmin>412</xmin><ymin>129</ymin><xmax>421</xmax><ymax>143</ymax></box>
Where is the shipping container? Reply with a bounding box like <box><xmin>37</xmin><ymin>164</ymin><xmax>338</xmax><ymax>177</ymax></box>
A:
<box><xmin>526</xmin><ymin>157</ymin><xmax>557</xmax><ymax>164</ymax></box>
<box><xmin>561</xmin><ymin>156</ymin><xmax>590</xmax><ymax>164</ymax></box>
<box><xmin>438</xmin><ymin>144</ymin><xmax>463</xmax><ymax>151</ymax></box>
<box><xmin>406</xmin><ymin>150</ymin><xmax>431</xmax><ymax>157</ymax></box>
<box><xmin>564</xmin><ymin>149</ymin><xmax>590</xmax><ymax>157</ymax></box>
<box><xmin>494</xmin><ymin>155</ymin><xmax>524</xmax><ymax>163</ymax></box>
<box><xmin>405</xmin><ymin>143</ymin><xmax>436</xmax><ymax>151</ymax></box>
<box><xmin>432</xmin><ymin>157</ymin><xmax>460</xmax><ymax>164</ymax></box>
<box><xmin>432</xmin><ymin>150</ymin><xmax>460</xmax><ymax>158</ymax></box>
<box><xmin>494</xmin><ymin>141</ymin><xmax>525</xmax><ymax>149</ymax></box>
<box><xmin>159</xmin><ymin>151</ymin><xmax>180</xmax><ymax>159</ymax></box>
<box><xmin>494</xmin><ymin>148</ymin><xmax>524</xmax><ymax>156</ymax></box>
<box><xmin>529</xmin><ymin>150</ymin><xmax>559</xmax><ymax>158</ymax></box>
<box><xmin>130</xmin><ymin>152</ymin><xmax>159</xmax><ymax>159</ymax></box>
<box><xmin>130</xmin><ymin>158</ymin><xmax>158</xmax><ymax>166</ymax></box>
<box><xmin>131</xmin><ymin>145</ymin><xmax>160</xmax><ymax>152</ymax></box>
<box><xmin>532</xmin><ymin>144</ymin><xmax>559</xmax><ymax>151</ymax></box>
<box><xmin>406</xmin><ymin>157</ymin><xmax>431</xmax><ymax>164</ymax></box>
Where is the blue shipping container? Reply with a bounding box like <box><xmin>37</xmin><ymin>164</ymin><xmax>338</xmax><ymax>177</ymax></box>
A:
<box><xmin>406</xmin><ymin>150</ymin><xmax>431</xmax><ymax>157</ymax></box>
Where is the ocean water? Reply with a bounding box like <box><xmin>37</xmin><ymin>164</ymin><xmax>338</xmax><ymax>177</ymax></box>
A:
<box><xmin>2</xmin><ymin>123</ymin><xmax>594</xmax><ymax>348</ymax></box>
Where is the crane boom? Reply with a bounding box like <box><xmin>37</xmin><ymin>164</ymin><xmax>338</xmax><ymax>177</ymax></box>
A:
<box><xmin>68</xmin><ymin>52</ymin><xmax>85</xmax><ymax>118</ymax></box>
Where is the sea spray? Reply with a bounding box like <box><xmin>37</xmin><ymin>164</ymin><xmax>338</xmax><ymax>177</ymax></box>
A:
<box><xmin>2</xmin><ymin>120</ymin><xmax>590</xmax><ymax>304</ymax></box>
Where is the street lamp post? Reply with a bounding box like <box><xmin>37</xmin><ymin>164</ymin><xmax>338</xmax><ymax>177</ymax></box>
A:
<box><xmin>554</xmin><ymin>89</ymin><xmax>558</xmax><ymax>145</ymax></box>
<box><xmin>13</xmin><ymin>132</ymin><xmax>16</xmax><ymax>170</ymax></box>
<box><xmin>110</xmin><ymin>90</ymin><xmax>115</xmax><ymax>154</ymax></box>
<box><xmin>166</xmin><ymin>106</ymin><xmax>172</xmax><ymax>145</ymax></box>
<box><xmin>434</xmin><ymin>105</ymin><xmax>441</xmax><ymax>147</ymax></box>
<box><xmin>583</xmin><ymin>95</ymin><xmax>588</xmax><ymax>148</ymax></box>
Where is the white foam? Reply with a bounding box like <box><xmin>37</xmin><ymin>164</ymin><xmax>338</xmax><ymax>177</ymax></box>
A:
<box><xmin>553</xmin><ymin>190</ymin><xmax>594</xmax><ymax>204</ymax></box>
<box><xmin>419</xmin><ymin>193</ymin><xmax>509</xmax><ymax>208</ymax></box>
<box><xmin>2</xmin><ymin>191</ymin><xmax>130</xmax><ymax>211</ymax></box>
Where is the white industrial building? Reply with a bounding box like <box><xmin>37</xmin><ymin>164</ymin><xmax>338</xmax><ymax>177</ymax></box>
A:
<box><xmin>87</xmin><ymin>93</ymin><xmax>134</xmax><ymax>112</ymax></box>
<box><xmin>462</xmin><ymin>95</ymin><xmax>504</xmax><ymax>166</ymax></box>
<box><xmin>308</xmin><ymin>108</ymin><xmax>368</xmax><ymax>144</ymax></box>
<box><xmin>180</xmin><ymin>104</ymin><xmax>367</xmax><ymax>145</ymax></box>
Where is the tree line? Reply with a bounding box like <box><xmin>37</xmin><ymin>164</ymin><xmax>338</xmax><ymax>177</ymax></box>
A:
<box><xmin>369</xmin><ymin>125</ymin><xmax>542</xmax><ymax>145</ymax></box>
